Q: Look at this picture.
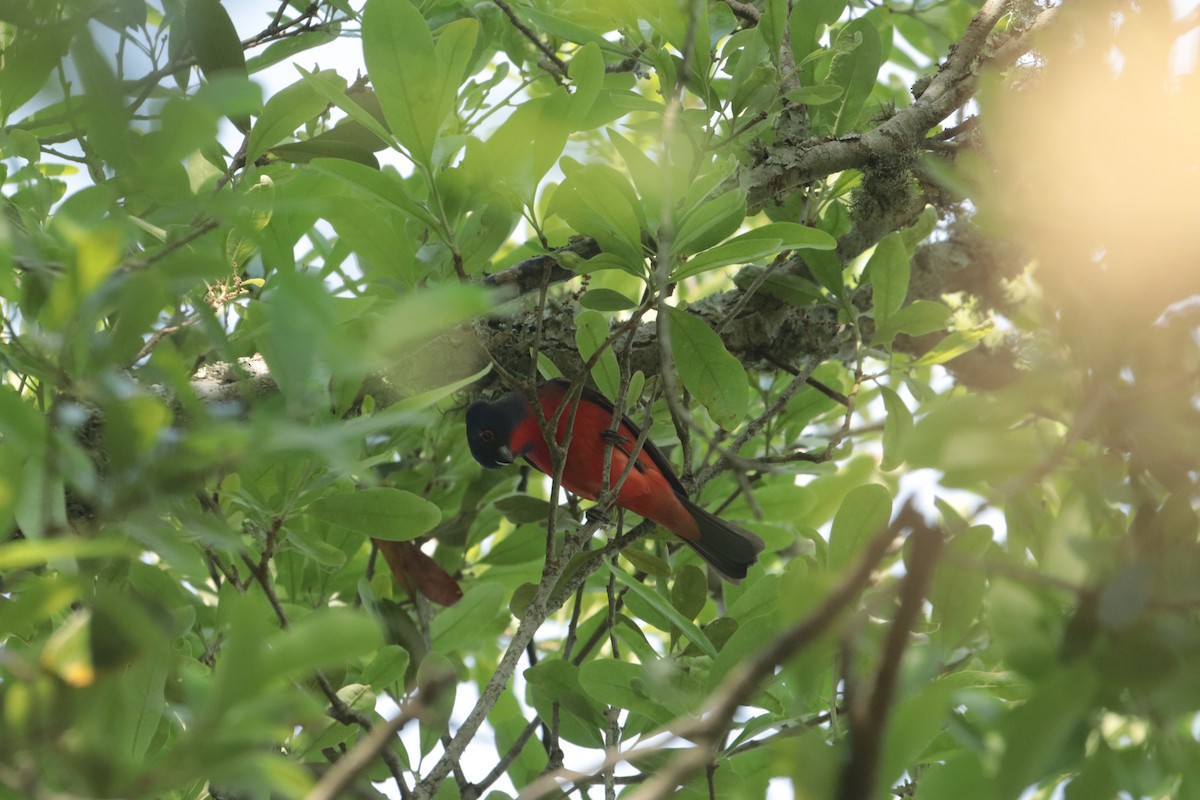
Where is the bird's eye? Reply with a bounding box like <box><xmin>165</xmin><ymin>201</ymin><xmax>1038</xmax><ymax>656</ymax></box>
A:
<box><xmin>480</xmin><ymin>429</ymin><xmax>495</xmax><ymax>443</ymax></box>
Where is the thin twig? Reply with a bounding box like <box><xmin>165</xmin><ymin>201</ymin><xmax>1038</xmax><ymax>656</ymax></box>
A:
<box><xmin>305</xmin><ymin>672</ymin><xmax>455</xmax><ymax>800</ymax></box>
<box><xmin>492</xmin><ymin>0</ymin><xmax>569</xmax><ymax>78</ymax></box>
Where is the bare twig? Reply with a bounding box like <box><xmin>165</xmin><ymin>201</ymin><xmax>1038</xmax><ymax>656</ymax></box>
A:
<box><xmin>492</xmin><ymin>0</ymin><xmax>570</xmax><ymax>78</ymax></box>
<box><xmin>306</xmin><ymin>671</ymin><xmax>455</xmax><ymax>800</ymax></box>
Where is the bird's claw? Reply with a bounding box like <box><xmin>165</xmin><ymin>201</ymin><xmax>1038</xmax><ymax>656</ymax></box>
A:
<box><xmin>599</xmin><ymin>429</ymin><xmax>627</xmax><ymax>445</ymax></box>
<box><xmin>586</xmin><ymin>508</ymin><xmax>612</xmax><ymax>527</ymax></box>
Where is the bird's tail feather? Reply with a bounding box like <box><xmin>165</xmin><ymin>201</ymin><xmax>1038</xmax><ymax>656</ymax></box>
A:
<box><xmin>679</xmin><ymin>496</ymin><xmax>765</xmax><ymax>583</ymax></box>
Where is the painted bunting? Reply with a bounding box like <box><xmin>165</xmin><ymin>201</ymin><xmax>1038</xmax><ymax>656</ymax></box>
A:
<box><xmin>466</xmin><ymin>379</ymin><xmax>764</xmax><ymax>581</ymax></box>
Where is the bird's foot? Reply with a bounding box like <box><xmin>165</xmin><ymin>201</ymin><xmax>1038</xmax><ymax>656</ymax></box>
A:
<box><xmin>599</xmin><ymin>429</ymin><xmax>627</xmax><ymax>446</ymax></box>
<box><xmin>585</xmin><ymin>508</ymin><xmax>612</xmax><ymax>527</ymax></box>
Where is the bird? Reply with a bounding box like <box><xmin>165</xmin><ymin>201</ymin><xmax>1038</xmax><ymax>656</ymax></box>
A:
<box><xmin>465</xmin><ymin>378</ymin><xmax>764</xmax><ymax>581</ymax></box>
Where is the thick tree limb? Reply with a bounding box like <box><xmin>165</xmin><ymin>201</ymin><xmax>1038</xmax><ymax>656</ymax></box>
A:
<box><xmin>743</xmin><ymin>0</ymin><xmax>1013</xmax><ymax>211</ymax></box>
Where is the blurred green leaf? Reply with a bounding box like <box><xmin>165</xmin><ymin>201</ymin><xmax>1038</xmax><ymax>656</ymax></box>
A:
<box><xmin>879</xmin><ymin>386</ymin><xmax>913</xmax><ymax>471</ymax></box>
<box><xmin>307</xmin><ymin>488</ymin><xmax>441</xmax><ymax>542</ymax></box>
<box><xmin>311</xmin><ymin>157</ymin><xmax>439</xmax><ymax>229</ymax></box>
<box><xmin>828</xmin><ymin>484</ymin><xmax>891</xmax><ymax>572</ymax></box>
<box><xmin>431</xmin><ymin>582</ymin><xmax>507</xmax><ymax>653</ymax></box>
<box><xmin>675</xmin><ymin>222</ymin><xmax>835</xmax><ymax>280</ymax></box>
<box><xmin>264</xmin><ymin>608</ymin><xmax>382</xmax><ymax>680</ymax></box>
<box><xmin>911</xmin><ymin>327</ymin><xmax>991</xmax><ymax>367</ymax></box>
<box><xmin>578</xmin><ymin>658</ymin><xmax>674</xmax><ymax>724</ymax></box>
<box><xmin>247</xmin><ymin>71</ymin><xmax>344</xmax><ymax>165</ymax></box>
<box><xmin>875</xmin><ymin>299</ymin><xmax>953</xmax><ymax>346</ymax></box>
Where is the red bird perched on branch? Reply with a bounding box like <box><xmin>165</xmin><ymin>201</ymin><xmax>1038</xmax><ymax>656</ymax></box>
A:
<box><xmin>465</xmin><ymin>379</ymin><xmax>764</xmax><ymax>582</ymax></box>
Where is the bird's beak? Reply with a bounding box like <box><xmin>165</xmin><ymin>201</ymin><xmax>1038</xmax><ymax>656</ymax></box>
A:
<box><xmin>497</xmin><ymin>445</ymin><xmax>514</xmax><ymax>465</ymax></box>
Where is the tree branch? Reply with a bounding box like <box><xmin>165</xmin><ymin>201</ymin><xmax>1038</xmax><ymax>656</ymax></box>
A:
<box><xmin>838</xmin><ymin>507</ymin><xmax>944</xmax><ymax>800</ymax></box>
<box><xmin>743</xmin><ymin>0</ymin><xmax>1013</xmax><ymax>211</ymax></box>
<box><xmin>306</xmin><ymin>671</ymin><xmax>455</xmax><ymax>800</ymax></box>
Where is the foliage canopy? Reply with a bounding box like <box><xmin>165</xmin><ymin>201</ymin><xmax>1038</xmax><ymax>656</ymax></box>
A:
<box><xmin>1</xmin><ymin>1</ymin><xmax>1199</xmax><ymax>799</ymax></box>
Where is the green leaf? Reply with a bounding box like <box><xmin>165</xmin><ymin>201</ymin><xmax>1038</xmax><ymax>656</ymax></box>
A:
<box><xmin>804</xmin><ymin>249</ymin><xmax>844</xmax><ymax>297</ymax></box>
<box><xmin>185</xmin><ymin>0</ymin><xmax>247</xmax><ymax>80</ymax></box>
<box><xmin>666</xmin><ymin>306</ymin><xmax>748</xmax><ymax>430</ymax></box>
<box><xmin>828</xmin><ymin>484</ymin><xmax>892</xmax><ymax>572</ymax></box>
<box><xmin>524</xmin><ymin>659</ymin><xmax>605</xmax><ymax>748</ymax></box>
<box><xmin>996</xmin><ymin>666</ymin><xmax>1100</xmax><ymax>799</ymax></box>
<box><xmin>362</xmin><ymin>0</ymin><xmax>435</xmax><ymax>160</ymax></box>
<box><xmin>321</xmin><ymin>198</ymin><xmax>416</xmax><ymax>286</ymax></box>
<box><xmin>391</xmin><ymin>363</ymin><xmax>494</xmax><ymax>413</ymax></box>
<box><xmin>417</xmin><ymin>652</ymin><xmax>458</xmax><ymax>757</ymax></box>
<box><xmin>785</xmin><ymin>84</ymin><xmax>845</xmax><ymax>106</ymax></box>
<box><xmin>875</xmin><ymin>299</ymin><xmax>953</xmax><ymax>346</ymax></box>
<box><xmin>672</xmin><ymin>189</ymin><xmax>747</xmax><ymax>257</ymax></box>
<box><xmin>0</xmin><ymin>27</ymin><xmax>68</xmax><ymax>115</ymax></box>
<box><xmin>827</xmin><ymin>17</ymin><xmax>882</xmax><ymax>135</ymax></box>
<box><xmin>360</xmin><ymin>644</ymin><xmax>410</xmax><ymax>689</ymax></box>
<box><xmin>758</xmin><ymin>0</ymin><xmax>788</xmax><ymax>63</ymax></box>
<box><xmin>431</xmin><ymin>582</ymin><xmax>506</xmax><ymax>653</ymax></box>
<box><xmin>269</xmin><ymin>138</ymin><xmax>379</xmax><ymax>169</ymax></box>
<box><xmin>618</xmin><ymin>547</ymin><xmax>672</xmax><ymax>579</ymax></box>
<box><xmin>549</xmin><ymin>161</ymin><xmax>645</xmax><ymax>263</ymax></box>
<box><xmin>575</xmin><ymin>309</ymin><xmax>620</xmax><ymax>401</ymax></box>
<box><xmin>520</xmin><ymin>5</ymin><xmax>611</xmax><ymax>47</ymax></box>
<box><xmin>879</xmin><ymin>386</ymin><xmax>913</xmax><ymax>471</ymax></box>
<box><xmin>247</xmin><ymin>71</ymin><xmax>340</xmax><ymax>165</ymax></box>
<box><xmin>566</xmin><ymin>42</ymin><xmax>604</xmax><ymax>124</ymax></box>
<box><xmin>481</xmin><ymin>525</ymin><xmax>545</xmax><ymax>566</ymax></box>
<box><xmin>929</xmin><ymin>526</ymin><xmax>992</xmax><ymax>647</ymax></box>
<box><xmin>866</xmin><ymin>233</ymin><xmax>909</xmax><ymax>325</ymax></box>
<box><xmin>674</xmin><ymin>222</ymin><xmax>836</xmax><ymax>280</ymax></box>
<box><xmin>577</xmin><ymin>658</ymin><xmax>674</xmax><ymax>724</ymax></box>
<box><xmin>524</xmin><ymin>659</ymin><xmax>598</xmax><ymax>716</ymax></box>
<box><xmin>370</xmin><ymin>284</ymin><xmax>492</xmax><ymax>354</ymax></box>
<box><xmin>579</xmin><ymin>288</ymin><xmax>637</xmax><ymax>312</ymax></box>
<box><xmin>674</xmin><ymin>239</ymin><xmax>781</xmax><ymax>281</ymax></box>
<box><xmin>296</xmin><ymin>65</ymin><xmax>396</xmax><ymax>152</ymax></box>
<box><xmin>733</xmin><ymin>222</ymin><xmax>838</xmax><ymax>252</ymax></box>
<box><xmin>493</xmin><ymin>494</ymin><xmax>554</xmax><ymax>526</ymax></box>
<box><xmin>246</xmin><ymin>31</ymin><xmax>336</xmax><ymax>74</ymax></box>
<box><xmin>307</xmin><ymin>488</ymin><xmax>441</xmax><ymax>542</ymax></box>
<box><xmin>789</xmin><ymin>0</ymin><xmax>848</xmax><ymax>63</ymax></box>
<box><xmin>0</xmin><ymin>538</ymin><xmax>139</xmax><ymax>572</ymax></box>
<box><xmin>311</xmin><ymin>157</ymin><xmax>439</xmax><ymax>229</ymax></box>
<box><xmin>881</xmin><ymin>682</ymin><xmax>954</xmax><ymax>791</ymax></box>
<box><xmin>608</xmin><ymin>128</ymin><xmax>664</xmax><ymax>226</ymax></box>
<box><xmin>670</xmin><ymin>564</ymin><xmax>708</xmax><ymax>622</ymax></box>
<box><xmin>608</xmin><ymin>564</ymin><xmax>717</xmax><ymax>658</ymax></box>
